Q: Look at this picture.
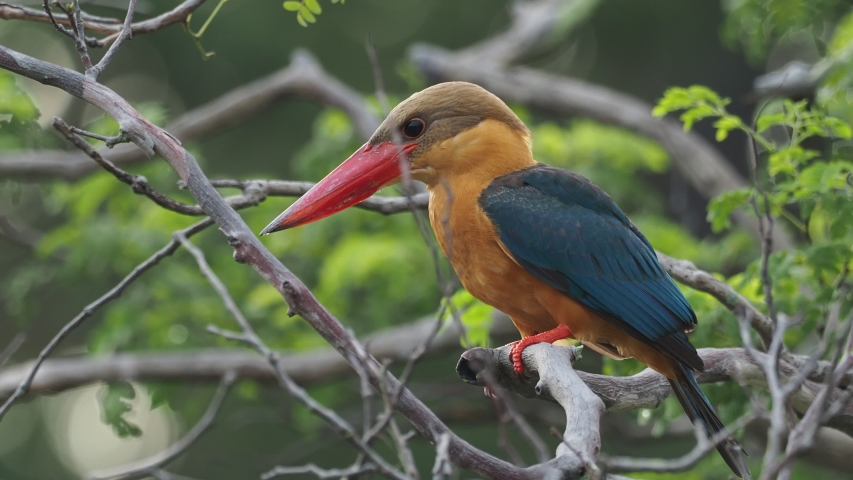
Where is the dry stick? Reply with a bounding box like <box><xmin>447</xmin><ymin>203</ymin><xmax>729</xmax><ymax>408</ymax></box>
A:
<box><xmin>0</xmin><ymin>50</ymin><xmax>375</xmax><ymax>180</ymax></box>
<box><xmin>0</xmin><ymin>313</ymin><xmax>518</xmax><ymax>402</ymax></box>
<box><xmin>69</xmin><ymin>0</ymin><xmax>94</xmax><ymax>71</ymax></box>
<box><xmin>0</xmin><ymin>0</ymin><xmax>207</xmax><ymax>47</ymax></box>
<box><xmin>89</xmin><ymin>0</ymin><xmax>136</xmax><ymax>79</ymax></box>
<box><xmin>604</xmin><ymin>413</ymin><xmax>756</xmax><ymax>474</ymax></box>
<box><xmin>0</xmin><ymin>218</ymin><xmax>213</xmax><ymax>422</ymax></box>
<box><xmin>772</xmin><ymin>312</ymin><xmax>853</xmax><ymax>480</ymax></box>
<box><xmin>176</xmin><ymin>235</ymin><xmax>407</xmax><ymax>480</ymax></box>
<box><xmin>262</xmin><ymin>463</ymin><xmax>377</xmax><ymax>480</ymax></box>
<box><xmin>88</xmin><ymin>372</ymin><xmax>236</xmax><ymax>480</ymax></box>
<box><xmin>41</xmin><ymin>0</ymin><xmax>75</xmax><ymax>39</ymax></box>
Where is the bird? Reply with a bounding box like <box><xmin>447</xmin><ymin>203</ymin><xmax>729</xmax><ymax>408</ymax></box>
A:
<box><xmin>260</xmin><ymin>81</ymin><xmax>750</xmax><ymax>479</ymax></box>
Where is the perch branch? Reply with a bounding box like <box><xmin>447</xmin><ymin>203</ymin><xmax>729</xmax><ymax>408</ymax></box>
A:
<box><xmin>457</xmin><ymin>346</ymin><xmax>853</xmax><ymax>437</ymax></box>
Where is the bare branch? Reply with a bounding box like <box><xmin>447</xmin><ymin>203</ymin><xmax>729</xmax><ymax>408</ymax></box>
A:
<box><xmin>0</xmin><ymin>0</ymin><xmax>207</xmax><ymax>48</ymax></box>
<box><xmin>89</xmin><ymin>0</ymin><xmax>136</xmax><ymax>79</ymax></box>
<box><xmin>457</xmin><ymin>346</ymin><xmax>853</xmax><ymax>437</ymax></box>
<box><xmin>0</xmin><ymin>50</ymin><xmax>376</xmax><ymax>180</ymax></box>
<box><xmin>656</xmin><ymin>252</ymin><xmax>774</xmax><ymax>348</ymax></box>
<box><xmin>178</xmin><ymin>234</ymin><xmax>407</xmax><ymax>480</ymax></box>
<box><xmin>262</xmin><ymin>463</ymin><xmax>377</xmax><ymax>480</ymax></box>
<box><xmin>605</xmin><ymin>414</ymin><xmax>756</xmax><ymax>474</ymax></box>
<box><xmin>88</xmin><ymin>372</ymin><xmax>236</xmax><ymax>480</ymax></box>
<box><xmin>0</xmin><ymin>313</ymin><xmax>517</xmax><ymax>402</ymax></box>
<box><xmin>0</xmin><ymin>218</ymin><xmax>213</xmax><ymax>422</ymax></box>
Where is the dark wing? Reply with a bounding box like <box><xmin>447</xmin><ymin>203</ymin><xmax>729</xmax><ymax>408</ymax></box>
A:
<box><xmin>480</xmin><ymin>165</ymin><xmax>702</xmax><ymax>371</ymax></box>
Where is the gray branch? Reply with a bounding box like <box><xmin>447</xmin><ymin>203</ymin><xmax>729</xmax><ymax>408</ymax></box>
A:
<box><xmin>0</xmin><ymin>0</ymin><xmax>207</xmax><ymax>47</ymax></box>
<box><xmin>87</xmin><ymin>373</ymin><xmax>235</xmax><ymax>480</ymax></box>
<box><xmin>457</xmin><ymin>345</ymin><xmax>853</xmax><ymax>437</ymax></box>
<box><xmin>0</xmin><ymin>50</ymin><xmax>377</xmax><ymax>180</ymax></box>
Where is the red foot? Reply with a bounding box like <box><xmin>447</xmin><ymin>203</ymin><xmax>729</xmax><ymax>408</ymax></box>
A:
<box><xmin>509</xmin><ymin>325</ymin><xmax>573</xmax><ymax>376</ymax></box>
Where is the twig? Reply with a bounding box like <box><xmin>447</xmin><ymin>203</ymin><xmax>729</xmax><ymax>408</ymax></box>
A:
<box><xmin>176</xmin><ymin>235</ymin><xmax>407</xmax><ymax>480</ymax></box>
<box><xmin>41</xmin><ymin>0</ymin><xmax>74</xmax><ymax>39</ymax></box>
<box><xmin>67</xmin><ymin>125</ymin><xmax>130</xmax><ymax>147</ymax></box>
<box><xmin>0</xmin><ymin>218</ymin><xmax>213</xmax><ymax>422</ymax></box>
<box><xmin>0</xmin><ymin>313</ymin><xmax>518</xmax><ymax>402</ymax></box>
<box><xmin>0</xmin><ymin>50</ymin><xmax>377</xmax><ymax>180</ymax></box>
<box><xmin>69</xmin><ymin>0</ymin><xmax>94</xmax><ymax>72</ymax></box>
<box><xmin>604</xmin><ymin>413</ymin><xmax>756</xmax><ymax>474</ymax></box>
<box><xmin>0</xmin><ymin>0</ymin><xmax>207</xmax><ymax>48</ymax></box>
<box><xmin>262</xmin><ymin>463</ymin><xmax>377</xmax><ymax>480</ymax></box>
<box><xmin>88</xmin><ymin>372</ymin><xmax>236</xmax><ymax>480</ymax></box>
<box><xmin>89</xmin><ymin>0</ymin><xmax>136</xmax><ymax>78</ymax></box>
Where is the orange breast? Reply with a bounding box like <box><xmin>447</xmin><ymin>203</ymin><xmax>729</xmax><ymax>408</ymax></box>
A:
<box><xmin>427</xmin><ymin>177</ymin><xmax>678</xmax><ymax>378</ymax></box>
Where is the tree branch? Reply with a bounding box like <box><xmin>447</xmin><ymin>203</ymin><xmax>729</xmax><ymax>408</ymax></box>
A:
<box><xmin>0</xmin><ymin>50</ymin><xmax>377</xmax><ymax>180</ymax></box>
<box><xmin>457</xmin><ymin>345</ymin><xmax>853</xmax><ymax>437</ymax></box>
<box><xmin>0</xmin><ymin>0</ymin><xmax>206</xmax><ymax>47</ymax></box>
<box><xmin>88</xmin><ymin>372</ymin><xmax>235</xmax><ymax>480</ymax></box>
<box><xmin>0</xmin><ymin>218</ymin><xmax>213</xmax><ymax>421</ymax></box>
<box><xmin>0</xmin><ymin>313</ymin><xmax>514</xmax><ymax>402</ymax></box>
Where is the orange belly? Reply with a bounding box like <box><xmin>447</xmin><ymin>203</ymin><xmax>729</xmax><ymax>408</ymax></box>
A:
<box><xmin>428</xmin><ymin>183</ymin><xmax>678</xmax><ymax>379</ymax></box>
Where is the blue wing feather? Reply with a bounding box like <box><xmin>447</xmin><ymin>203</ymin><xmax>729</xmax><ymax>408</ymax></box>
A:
<box><xmin>480</xmin><ymin>165</ymin><xmax>702</xmax><ymax>370</ymax></box>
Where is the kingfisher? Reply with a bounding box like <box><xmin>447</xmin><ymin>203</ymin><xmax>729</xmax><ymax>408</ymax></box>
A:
<box><xmin>261</xmin><ymin>82</ymin><xmax>749</xmax><ymax>478</ymax></box>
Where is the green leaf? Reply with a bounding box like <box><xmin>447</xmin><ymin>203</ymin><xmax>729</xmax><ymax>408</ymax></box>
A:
<box><xmin>296</xmin><ymin>11</ymin><xmax>308</xmax><ymax>26</ymax></box>
<box><xmin>283</xmin><ymin>0</ymin><xmax>301</xmax><ymax>11</ymax></box>
<box><xmin>756</xmin><ymin>112</ymin><xmax>787</xmax><ymax>132</ymax></box>
<box><xmin>713</xmin><ymin>116</ymin><xmax>744</xmax><ymax>142</ymax></box>
<box><xmin>768</xmin><ymin>147</ymin><xmax>819</xmax><ymax>176</ymax></box>
<box><xmin>304</xmin><ymin>0</ymin><xmax>322</xmax><ymax>15</ymax></box>
<box><xmin>442</xmin><ymin>290</ymin><xmax>493</xmax><ymax>348</ymax></box>
<box><xmin>298</xmin><ymin>5</ymin><xmax>316</xmax><ymax>23</ymax></box>
<box><xmin>0</xmin><ymin>72</ymin><xmax>39</xmax><ymax>122</ymax></box>
<box><xmin>100</xmin><ymin>381</ymin><xmax>143</xmax><ymax>438</ymax></box>
<box><xmin>707</xmin><ymin>188</ymin><xmax>752</xmax><ymax>233</ymax></box>
<box><xmin>825</xmin><ymin>117</ymin><xmax>853</xmax><ymax>139</ymax></box>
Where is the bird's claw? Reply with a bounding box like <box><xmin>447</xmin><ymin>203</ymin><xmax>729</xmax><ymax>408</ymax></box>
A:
<box><xmin>507</xmin><ymin>325</ymin><xmax>573</xmax><ymax>379</ymax></box>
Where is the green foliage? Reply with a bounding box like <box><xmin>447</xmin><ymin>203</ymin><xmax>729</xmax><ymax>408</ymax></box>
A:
<box><xmin>652</xmin><ymin>86</ymin><xmax>747</xmax><ymax>141</ymax></box>
<box><xmin>656</xmin><ymin>83</ymin><xmax>853</xmax><ymax>382</ymax></box>
<box><xmin>721</xmin><ymin>0</ymin><xmax>848</xmax><ymax>64</ymax></box>
<box><xmin>0</xmin><ymin>71</ymin><xmax>43</xmax><ymax>151</ymax></box>
<box><xmin>99</xmin><ymin>381</ymin><xmax>143</xmax><ymax>438</ymax></box>
<box><xmin>442</xmin><ymin>290</ymin><xmax>494</xmax><ymax>348</ymax></box>
<box><xmin>283</xmin><ymin>0</ymin><xmax>343</xmax><ymax>27</ymax></box>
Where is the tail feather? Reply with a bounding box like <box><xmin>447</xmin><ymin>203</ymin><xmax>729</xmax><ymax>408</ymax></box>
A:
<box><xmin>669</xmin><ymin>365</ymin><xmax>751</xmax><ymax>479</ymax></box>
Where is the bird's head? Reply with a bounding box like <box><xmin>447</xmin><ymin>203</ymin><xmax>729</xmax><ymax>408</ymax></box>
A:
<box><xmin>260</xmin><ymin>81</ymin><xmax>530</xmax><ymax>235</ymax></box>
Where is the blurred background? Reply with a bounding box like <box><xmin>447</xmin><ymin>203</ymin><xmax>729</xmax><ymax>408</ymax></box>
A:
<box><xmin>1</xmin><ymin>0</ymin><xmax>852</xmax><ymax>478</ymax></box>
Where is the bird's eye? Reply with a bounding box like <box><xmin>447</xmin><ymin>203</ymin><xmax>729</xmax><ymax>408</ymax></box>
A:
<box><xmin>402</xmin><ymin>118</ymin><xmax>425</xmax><ymax>139</ymax></box>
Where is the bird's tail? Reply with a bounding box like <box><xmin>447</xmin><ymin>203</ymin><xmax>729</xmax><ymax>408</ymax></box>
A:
<box><xmin>669</xmin><ymin>364</ymin><xmax>751</xmax><ymax>479</ymax></box>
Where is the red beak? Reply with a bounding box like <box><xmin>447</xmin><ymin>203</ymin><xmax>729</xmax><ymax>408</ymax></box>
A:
<box><xmin>260</xmin><ymin>141</ymin><xmax>417</xmax><ymax>235</ymax></box>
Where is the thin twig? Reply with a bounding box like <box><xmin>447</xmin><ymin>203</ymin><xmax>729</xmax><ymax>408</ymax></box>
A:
<box><xmin>176</xmin><ymin>236</ymin><xmax>406</xmax><ymax>480</ymax></box>
<box><xmin>0</xmin><ymin>218</ymin><xmax>213</xmax><ymax>422</ymax></box>
<box><xmin>90</xmin><ymin>0</ymin><xmax>137</xmax><ymax>79</ymax></box>
<box><xmin>88</xmin><ymin>372</ymin><xmax>236</xmax><ymax>480</ymax></box>
<box><xmin>69</xmin><ymin>0</ymin><xmax>94</xmax><ymax>71</ymax></box>
<box><xmin>262</xmin><ymin>463</ymin><xmax>377</xmax><ymax>480</ymax></box>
